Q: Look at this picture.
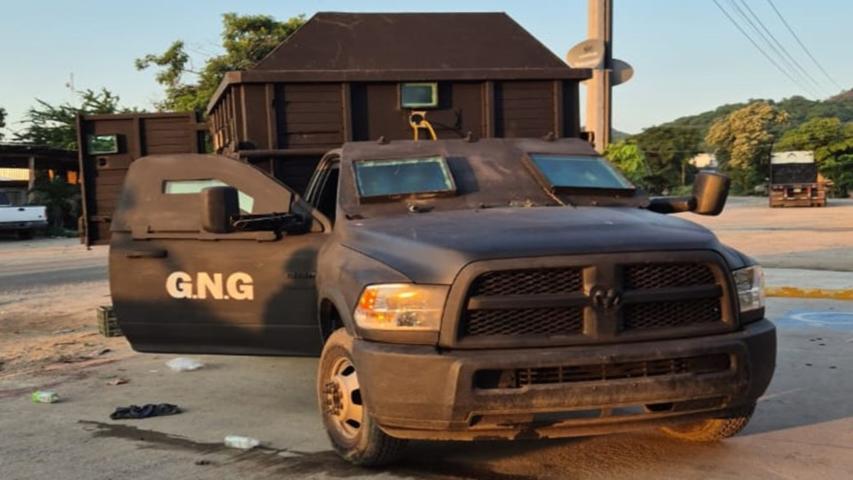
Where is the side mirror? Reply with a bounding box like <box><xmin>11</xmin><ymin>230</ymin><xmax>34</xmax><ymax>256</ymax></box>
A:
<box><xmin>201</xmin><ymin>186</ymin><xmax>239</xmax><ymax>233</ymax></box>
<box><xmin>647</xmin><ymin>172</ymin><xmax>730</xmax><ymax>216</ymax></box>
<box><xmin>692</xmin><ymin>172</ymin><xmax>730</xmax><ymax>215</ymax></box>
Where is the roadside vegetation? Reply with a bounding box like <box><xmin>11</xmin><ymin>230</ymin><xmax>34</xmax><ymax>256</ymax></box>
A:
<box><xmin>607</xmin><ymin>92</ymin><xmax>853</xmax><ymax>196</ymax></box>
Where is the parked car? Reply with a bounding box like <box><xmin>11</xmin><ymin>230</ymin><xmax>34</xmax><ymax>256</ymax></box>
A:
<box><xmin>0</xmin><ymin>192</ymin><xmax>48</xmax><ymax>239</ymax></box>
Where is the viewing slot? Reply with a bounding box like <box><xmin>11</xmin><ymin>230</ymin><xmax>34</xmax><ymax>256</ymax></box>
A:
<box><xmin>526</xmin><ymin>154</ymin><xmax>635</xmax><ymax>194</ymax></box>
<box><xmin>354</xmin><ymin>156</ymin><xmax>456</xmax><ymax>200</ymax></box>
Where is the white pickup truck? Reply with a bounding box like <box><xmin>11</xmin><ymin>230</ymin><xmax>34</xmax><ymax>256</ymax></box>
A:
<box><xmin>0</xmin><ymin>192</ymin><xmax>48</xmax><ymax>238</ymax></box>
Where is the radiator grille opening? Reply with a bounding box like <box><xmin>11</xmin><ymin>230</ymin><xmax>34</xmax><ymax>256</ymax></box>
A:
<box><xmin>464</xmin><ymin>308</ymin><xmax>583</xmax><ymax>337</ymax></box>
<box><xmin>624</xmin><ymin>263</ymin><xmax>716</xmax><ymax>290</ymax></box>
<box><xmin>623</xmin><ymin>298</ymin><xmax>722</xmax><ymax>331</ymax></box>
<box><xmin>474</xmin><ymin>354</ymin><xmax>732</xmax><ymax>389</ymax></box>
<box><xmin>470</xmin><ymin>268</ymin><xmax>583</xmax><ymax>296</ymax></box>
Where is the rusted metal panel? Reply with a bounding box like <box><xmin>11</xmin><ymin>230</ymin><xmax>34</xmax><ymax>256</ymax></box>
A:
<box><xmin>78</xmin><ymin>112</ymin><xmax>205</xmax><ymax>246</ymax></box>
<box><xmin>495</xmin><ymin>81</ymin><xmax>557</xmax><ymax>137</ymax></box>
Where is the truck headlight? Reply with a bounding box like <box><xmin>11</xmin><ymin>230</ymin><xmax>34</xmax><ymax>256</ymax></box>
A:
<box><xmin>354</xmin><ymin>284</ymin><xmax>448</xmax><ymax>331</ymax></box>
<box><xmin>733</xmin><ymin>265</ymin><xmax>765</xmax><ymax>312</ymax></box>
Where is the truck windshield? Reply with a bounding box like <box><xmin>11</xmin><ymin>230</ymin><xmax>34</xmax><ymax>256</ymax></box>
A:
<box><xmin>529</xmin><ymin>154</ymin><xmax>634</xmax><ymax>191</ymax></box>
<box><xmin>355</xmin><ymin>156</ymin><xmax>455</xmax><ymax>199</ymax></box>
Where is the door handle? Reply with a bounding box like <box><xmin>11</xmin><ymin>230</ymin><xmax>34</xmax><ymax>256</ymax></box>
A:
<box><xmin>126</xmin><ymin>249</ymin><xmax>168</xmax><ymax>259</ymax></box>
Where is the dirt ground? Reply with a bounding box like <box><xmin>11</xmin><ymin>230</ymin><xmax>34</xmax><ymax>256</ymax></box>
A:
<box><xmin>0</xmin><ymin>238</ymin><xmax>124</xmax><ymax>377</ymax></box>
<box><xmin>680</xmin><ymin>197</ymin><xmax>853</xmax><ymax>271</ymax></box>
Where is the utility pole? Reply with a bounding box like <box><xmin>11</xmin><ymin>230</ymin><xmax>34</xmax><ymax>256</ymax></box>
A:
<box><xmin>585</xmin><ymin>0</ymin><xmax>613</xmax><ymax>153</ymax></box>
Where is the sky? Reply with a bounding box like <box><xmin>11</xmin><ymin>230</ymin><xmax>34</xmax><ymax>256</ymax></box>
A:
<box><xmin>0</xmin><ymin>0</ymin><xmax>851</xmax><ymax>137</ymax></box>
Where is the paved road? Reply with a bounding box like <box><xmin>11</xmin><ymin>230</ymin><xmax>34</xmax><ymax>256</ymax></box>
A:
<box><xmin>0</xmin><ymin>238</ymin><xmax>107</xmax><ymax>291</ymax></box>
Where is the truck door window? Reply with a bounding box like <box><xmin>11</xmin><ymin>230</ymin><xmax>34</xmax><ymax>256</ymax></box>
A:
<box><xmin>316</xmin><ymin>167</ymin><xmax>339</xmax><ymax>223</ymax></box>
<box><xmin>164</xmin><ymin>179</ymin><xmax>255</xmax><ymax>213</ymax></box>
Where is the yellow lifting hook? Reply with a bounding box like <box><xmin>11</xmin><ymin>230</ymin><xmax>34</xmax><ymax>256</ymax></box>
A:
<box><xmin>408</xmin><ymin>111</ymin><xmax>437</xmax><ymax>141</ymax></box>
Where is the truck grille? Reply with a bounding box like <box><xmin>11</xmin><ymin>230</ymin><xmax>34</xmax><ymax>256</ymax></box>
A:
<box><xmin>624</xmin><ymin>263</ymin><xmax>715</xmax><ymax>289</ymax></box>
<box><xmin>470</xmin><ymin>268</ymin><xmax>583</xmax><ymax>296</ymax></box>
<box><xmin>465</xmin><ymin>308</ymin><xmax>583</xmax><ymax>337</ymax></box>
<box><xmin>623</xmin><ymin>298</ymin><xmax>722</xmax><ymax>331</ymax></box>
<box><xmin>456</xmin><ymin>256</ymin><xmax>731</xmax><ymax>346</ymax></box>
<box><xmin>474</xmin><ymin>354</ymin><xmax>732</xmax><ymax>389</ymax></box>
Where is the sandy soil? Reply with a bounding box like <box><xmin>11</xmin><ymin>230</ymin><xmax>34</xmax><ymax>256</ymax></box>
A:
<box><xmin>0</xmin><ymin>239</ymin><xmax>131</xmax><ymax>377</ymax></box>
<box><xmin>681</xmin><ymin>197</ymin><xmax>853</xmax><ymax>271</ymax></box>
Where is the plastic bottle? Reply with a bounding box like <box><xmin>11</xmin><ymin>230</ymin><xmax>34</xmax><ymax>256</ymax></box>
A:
<box><xmin>224</xmin><ymin>435</ymin><xmax>260</xmax><ymax>450</ymax></box>
<box><xmin>31</xmin><ymin>391</ymin><xmax>59</xmax><ymax>403</ymax></box>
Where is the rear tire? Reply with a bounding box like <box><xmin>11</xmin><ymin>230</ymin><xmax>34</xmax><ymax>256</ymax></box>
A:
<box><xmin>660</xmin><ymin>404</ymin><xmax>754</xmax><ymax>442</ymax></box>
<box><xmin>317</xmin><ymin>329</ymin><xmax>405</xmax><ymax>466</ymax></box>
<box><xmin>16</xmin><ymin>229</ymin><xmax>33</xmax><ymax>240</ymax></box>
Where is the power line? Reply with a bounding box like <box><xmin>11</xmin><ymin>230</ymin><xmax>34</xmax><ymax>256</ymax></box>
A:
<box><xmin>737</xmin><ymin>0</ymin><xmax>825</xmax><ymax>95</ymax></box>
<box><xmin>726</xmin><ymin>0</ymin><xmax>819</xmax><ymax>97</ymax></box>
<box><xmin>711</xmin><ymin>0</ymin><xmax>811</xmax><ymax>95</ymax></box>
<box><xmin>765</xmin><ymin>0</ymin><xmax>844</xmax><ymax>91</ymax></box>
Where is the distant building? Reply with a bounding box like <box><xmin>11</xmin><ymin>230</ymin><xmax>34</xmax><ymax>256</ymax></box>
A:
<box><xmin>689</xmin><ymin>153</ymin><xmax>717</xmax><ymax>170</ymax></box>
<box><xmin>0</xmin><ymin>144</ymin><xmax>78</xmax><ymax>205</ymax></box>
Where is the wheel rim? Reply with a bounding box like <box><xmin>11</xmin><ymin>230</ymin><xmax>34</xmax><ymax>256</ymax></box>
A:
<box><xmin>322</xmin><ymin>357</ymin><xmax>364</xmax><ymax>440</ymax></box>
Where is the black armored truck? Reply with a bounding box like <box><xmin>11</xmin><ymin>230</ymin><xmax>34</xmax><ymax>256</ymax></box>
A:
<box><xmin>109</xmin><ymin>137</ymin><xmax>775</xmax><ymax>465</ymax></box>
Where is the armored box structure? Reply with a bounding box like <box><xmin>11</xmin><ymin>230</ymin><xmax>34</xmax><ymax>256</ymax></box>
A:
<box><xmin>205</xmin><ymin>12</ymin><xmax>591</xmax><ymax>194</ymax></box>
<box><xmin>77</xmin><ymin>12</ymin><xmax>590</xmax><ymax>246</ymax></box>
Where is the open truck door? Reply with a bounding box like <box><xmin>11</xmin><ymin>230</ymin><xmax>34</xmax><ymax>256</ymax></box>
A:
<box><xmin>109</xmin><ymin>154</ymin><xmax>331</xmax><ymax>356</ymax></box>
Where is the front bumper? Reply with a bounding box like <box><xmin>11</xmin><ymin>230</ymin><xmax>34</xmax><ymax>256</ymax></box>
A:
<box><xmin>352</xmin><ymin>319</ymin><xmax>776</xmax><ymax>441</ymax></box>
<box><xmin>0</xmin><ymin>220</ymin><xmax>48</xmax><ymax>231</ymax></box>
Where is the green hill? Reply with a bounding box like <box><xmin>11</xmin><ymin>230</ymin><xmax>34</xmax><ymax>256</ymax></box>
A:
<box><xmin>655</xmin><ymin>90</ymin><xmax>853</xmax><ymax>143</ymax></box>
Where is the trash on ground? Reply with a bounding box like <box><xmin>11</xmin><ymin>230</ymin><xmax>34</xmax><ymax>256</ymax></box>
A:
<box><xmin>106</xmin><ymin>377</ymin><xmax>129</xmax><ymax>386</ymax></box>
<box><xmin>31</xmin><ymin>390</ymin><xmax>60</xmax><ymax>404</ymax></box>
<box><xmin>166</xmin><ymin>357</ymin><xmax>204</xmax><ymax>372</ymax></box>
<box><xmin>110</xmin><ymin>403</ymin><xmax>181</xmax><ymax>420</ymax></box>
<box><xmin>93</xmin><ymin>348</ymin><xmax>111</xmax><ymax>356</ymax></box>
<box><xmin>224</xmin><ymin>435</ymin><xmax>261</xmax><ymax>450</ymax></box>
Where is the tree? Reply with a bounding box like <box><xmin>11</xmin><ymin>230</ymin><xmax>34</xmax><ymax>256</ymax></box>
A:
<box><xmin>604</xmin><ymin>140</ymin><xmax>649</xmax><ymax>186</ymax></box>
<box><xmin>137</xmin><ymin>13</ymin><xmax>305</xmax><ymax>112</ymax></box>
<box><xmin>633</xmin><ymin>125</ymin><xmax>703</xmax><ymax>191</ymax></box>
<box><xmin>0</xmin><ymin>106</ymin><xmax>6</xmax><ymax>140</ymax></box>
<box><xmin>14</xmin><ymin>89</ymin><xmax>124</xmax><ymax>150</ymax></box>
<box><xmin>28</xmin><ymin>176</ymin><xmax>80</xmax><ymax>229</ymax></box>
<box><xmin>775</xmin><ymin>117</ymin><xmax>846</xmax><ymax>152</ymax></box>
<box><xmin>706</xmin><ymin>102</ymin><xmax>789</xmax><ymax>194</ymax></box>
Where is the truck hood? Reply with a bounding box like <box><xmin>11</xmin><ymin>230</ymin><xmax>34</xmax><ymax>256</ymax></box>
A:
<box><xmin>340</xmin><ymin>206</ymin><xmax>746</xmax><ymax>284</ymax></box>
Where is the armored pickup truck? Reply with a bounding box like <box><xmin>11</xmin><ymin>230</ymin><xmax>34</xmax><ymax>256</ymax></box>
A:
<box><xmin>109</xmin><ymin>137</ymin><xmax>775</xmax><ymax>465</ymax></box>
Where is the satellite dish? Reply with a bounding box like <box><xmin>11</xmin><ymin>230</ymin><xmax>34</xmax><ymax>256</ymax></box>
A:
<box><xmin>611</xmin><ymin>58</ymin><xmax>634</xmax><ymax>86</ymax></box>
<box><xmin>566</xmin><ymin>39</ymin><xmax>605</xmax><ymax>69</ymax></box>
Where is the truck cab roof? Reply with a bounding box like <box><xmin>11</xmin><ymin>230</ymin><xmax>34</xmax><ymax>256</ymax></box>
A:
<box><xmin>334</xmin><ymin>137</ymin><xmax>647</xmax><ymax>220</ymax></box>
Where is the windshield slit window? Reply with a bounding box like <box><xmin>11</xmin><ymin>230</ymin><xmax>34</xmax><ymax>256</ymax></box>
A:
<box><xmin>354</xmin><ymin>156</ymin><xmax>456</xmax><ymax>200</ymax></box>
<box><xmin>528</xmin><ymin>154</ymin><xmax>634</xmax><ymax>191</ymax></box>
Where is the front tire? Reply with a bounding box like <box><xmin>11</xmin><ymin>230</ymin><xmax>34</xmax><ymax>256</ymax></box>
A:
<box><xmin>660</xmin><ymin>404</ymin><xmax>755</xmax><ymax>442</ymax></box>
<box><xmin>317</xmin><ymin>329</ymin><xmax>405</xmax><ymax>466</ymax></box>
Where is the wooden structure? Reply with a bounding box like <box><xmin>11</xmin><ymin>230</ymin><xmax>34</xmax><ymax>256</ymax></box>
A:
<box><xmin>77</xmin><ymin>112</ymin><xmax>207</xmax><ymax>245</ymax></box>
<box><xmin>769</xmin><ymin>151</ymin><xmax>827</xmax><ymax>208</ymax></box>
<box><xmin>206</xmin><ymin>12</ymin><xmax>591</xmax><ymax>194</ymax></box>
<box><xmin>77</xmin><ymin>12</ymin><xmax>592</xmax><ymax>245</ymax></box>
<box><xmin>0</xmin><ymin>144</ymin><xmax>78</xmax><ymax>205</ymax></box>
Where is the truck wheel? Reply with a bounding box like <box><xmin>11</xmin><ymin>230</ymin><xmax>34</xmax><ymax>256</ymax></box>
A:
<box><xmin>317</xmin><ymin>329</ymin><xmax>405</xmax><ymax>466</ymax></box>
<box><xmin>16</xmin><ymin>229</ymin><xmax>33</xmax><ymax>240</ymax></box>
<box><xmin>660</xmin><ymin>404</ymin><xmax>754</xmax><ymax>442</ymax></box>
